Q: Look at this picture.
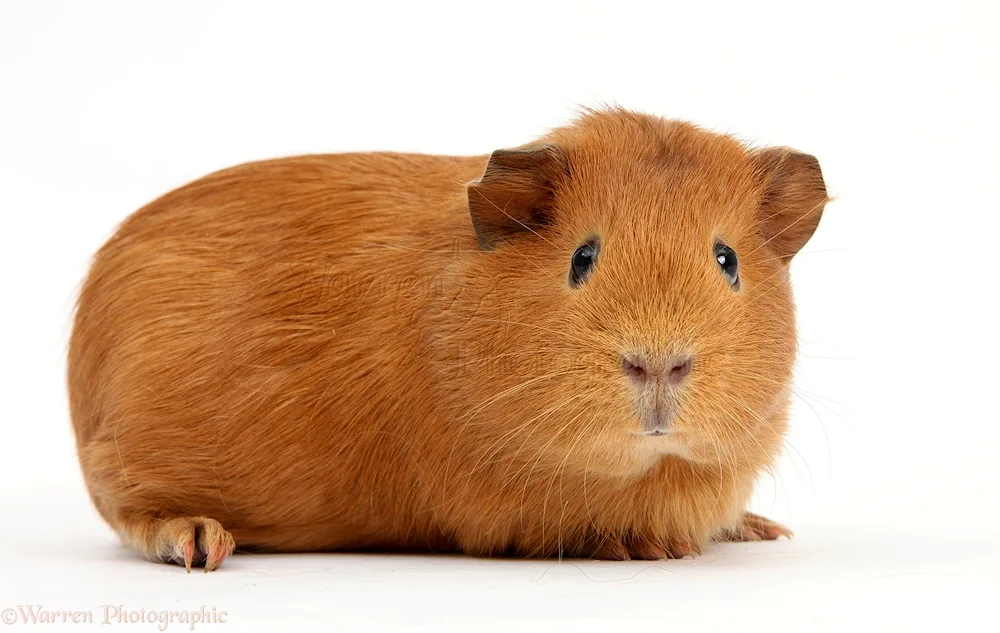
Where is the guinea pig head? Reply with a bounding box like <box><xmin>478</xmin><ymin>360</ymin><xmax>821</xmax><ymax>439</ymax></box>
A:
<box><xmin>460</xmin><ymin>110</ymin><xmax>828</xmax><ymax>478</ymax></box>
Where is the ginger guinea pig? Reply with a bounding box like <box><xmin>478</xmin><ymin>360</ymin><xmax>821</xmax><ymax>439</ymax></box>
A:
<box><xmin>68</xmin><ymin>108</ymin><xmax>828</xmax><ymax>570</ymax></box>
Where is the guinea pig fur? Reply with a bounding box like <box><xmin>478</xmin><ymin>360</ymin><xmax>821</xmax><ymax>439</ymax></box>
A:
<box><xmin>68</xmin><ymin>108</ymin><xmax>828</xmax><ymax>570</ymax></box>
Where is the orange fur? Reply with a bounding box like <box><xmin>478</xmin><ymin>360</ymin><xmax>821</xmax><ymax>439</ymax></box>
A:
<box><xmin>68</xmin><ymin>108</ymin><xmax>828</xmax><ymax>569</ymax></box>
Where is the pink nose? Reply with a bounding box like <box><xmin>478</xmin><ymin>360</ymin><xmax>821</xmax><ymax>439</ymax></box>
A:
<box><xmin>622</xmin><ymin>353</ymin><xmax>693</xmax><ymax>387</ymax></box>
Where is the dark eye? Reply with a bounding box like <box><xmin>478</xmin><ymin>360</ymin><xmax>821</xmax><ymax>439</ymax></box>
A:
<box><xmin>714</xmin><ymin>242</ymin><xmax>739</xmax><ymax>288</ymax></box>
<box><xmin>570</xmin><ymin>238</ymin><xmax>600</xmax><ymax>287</ymax></box>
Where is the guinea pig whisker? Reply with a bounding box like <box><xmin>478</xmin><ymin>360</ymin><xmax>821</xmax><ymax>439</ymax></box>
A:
<box><xmin>784</xmin><ymin>389</ymin><xmax>834</xmax><ymax>475</ymax></box>
<box><xmin>441</xmin><ymin>368</ymin><xmax>584</xmax><ymax>504</ymax></box>
<box><xmin>730</xmin><ymin>376</ymin><xmax>842</xmax><ymax>433</ymax></box>
<box><xmin>728</xmin><ymin>396</ymin><xmax>812</xmax><ymax>494</ymax></box>
<box><xmin>709</xmin><ymin>371</ymin><xmax>839</xmax><ymax>470</ymax></box>
<box><xmin>701</xmin><ymin>424</ymin><xmax>731</xmax><ymax>525</ymax></box>
<box><xmin>715</xmin><ymin>421</ymin><xmax>743</xmax><ymax>494</ymax></box>
<box><xmin>478</xmin><ymin>194</ymin><xmax>560</xmax><ymax>252</ymax></box>
<box><xmin>518</xmin><ymin>407</ymin><xmax>588</xmax><ymax>534</ymax></box>
<box><xmin>496</xmin><ymin>397</ymin><xmax>586</xmax><ymax>495</ymax></box>
<box><xmin>444</xmin><ymin>348</ymin><xmax>574</xmax><ymax>371</ymax></box>
<box><xmin>779</xmin><ymin>437</ymin><xmax>816</xmax><ymax>493</ymax></box>
<box><xmin>714</xmin><ymin>396</ymin><xmax>806</xmax><ymax>508</ymax></box>
<box><xmin>555</xmin><ymin>426</ymin><xmax>592</xmax><ymax>560</ymax></box>
<box><xmin>467</xmin><ymin>317</ymin><xmax>599</xmax><ymax>349</ymax></box>
<box><xmin>543</xmin><ymin>412</ymin><xmax>597</xmax><ymax>558</ymax></box>
<box><xmin>719</xmin><ymin>407</ymin><xmax>768</xmax><ymax>472</ymax></box>
<box><xmin>746</xmin><ymin>197</ymin><xmax>829</xmax><ymax>258</ymax></box>
<box><xmin>462</xmin><ymin>368</ymin><xmax>587</xmax><ymax>422</ymax></box>
<box><xmin>741</xmin><ymin>387</ymin><xmax>827</xmax><ymax>476</ymax></box>
<box><xmin>790</xmin><ymin>386</ymin><xmax>849</xmax><ymax>419</ymax></box>
<box><xmin>466</xmin><ymin>393</ymin><xmax>584</xmax><ymax>478</ymax></box>
<box><xmin>364</xmin><ymin>241</ymin><xmax>483</xmax><ymax>254</ymax></box>
<box><xmin>442</xmin><ymin>392</ymin><xmax>584</xmax><ymax>513</ymax></box>
<box><xmin>745</xmin><ymin>281</ymin><xmax>791</xmax><ymax>309</ymax></box>
<box><xmin>582</xmin><ymin>435</ymin><xmax>601</xmax><ymax>535</ymax></box>
<box><xmin>504</xmin><ymin>242</ymin><xmax>562</xmax><ymax>285</ymax></box>
<box><xmin>740</xmin><ymin>262</ymin><xmax>791</xmax><ymax>294</ymax></box>
<box><xmin>791</xmin><ymin>247</ymin><xmax>851</xmax><ymax>256</ymax></box>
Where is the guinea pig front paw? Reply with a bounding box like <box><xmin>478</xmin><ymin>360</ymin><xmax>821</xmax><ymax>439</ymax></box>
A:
<box><xmin>154</xmin><ymin>516</ymin><xmax>236</xmax><ymax>572</ymax></box>
<box><xmin>590</xmin><ymin>535</ymin><xmax>700</xmax><ymax>561</ymax></box>
<box><xmin>718</xmin><ymin>511</ymin><xmax>793</xmax><ymax>542</ymax></box>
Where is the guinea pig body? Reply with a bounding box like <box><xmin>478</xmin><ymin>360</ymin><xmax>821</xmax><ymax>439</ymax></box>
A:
<box><xmin>68</xmin><ymin>109</ymin><xmax>827</xmax><ymax>570</ymax></box>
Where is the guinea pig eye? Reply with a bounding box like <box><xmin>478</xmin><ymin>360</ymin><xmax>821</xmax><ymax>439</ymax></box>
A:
<box><xmin>714</xmin><ymin>241</ymin><xmax>739</xmax><ymax>288</ymax></box>
<box><xmin>569</xmin><ymin>238</ymin><xmax>600</xmax><ymax>287</ymax></box>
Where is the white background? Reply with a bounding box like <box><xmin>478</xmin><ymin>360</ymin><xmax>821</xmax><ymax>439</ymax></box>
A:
<box><xmin>1</xmin><ymin>1</ymin><xmax>997</xmax><ymax>631</ymax></box>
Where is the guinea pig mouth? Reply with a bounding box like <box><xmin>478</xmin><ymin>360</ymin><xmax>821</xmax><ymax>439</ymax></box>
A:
<box><xmin>641</xmin><ymin>428</ymin><xmax>678</xmax><ymax>438</ymax></box>
<box><xmin>630</xmin><ymin>393</ymin><xmax>681</xmax><ymax>437</ymax></box>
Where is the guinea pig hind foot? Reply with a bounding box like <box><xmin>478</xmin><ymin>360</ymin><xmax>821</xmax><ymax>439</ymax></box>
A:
<box><xmin>116</xmin><ymin>515</ymin><xmax>236</xmax><ymax>572</ymax></box>
<box><xmin>717</xmin><ymin>512</ymin><xmax>793</xmax><ymax>543</ymax></box>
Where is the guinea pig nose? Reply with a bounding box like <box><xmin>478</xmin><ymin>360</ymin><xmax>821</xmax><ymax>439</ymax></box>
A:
<box><xmin>622</xmin><ymin>353</ymin><xmax>693</xmax><ymax>386</ymax></box>
<box><xmin>665</xmin><ymin>355</ymin><xmax>693</xmax><ymax>386</ymax></box>
<box><xmin>622</xmin><ymin>354</ymin><xmax>650</xmax><ymax>383</ymax></box>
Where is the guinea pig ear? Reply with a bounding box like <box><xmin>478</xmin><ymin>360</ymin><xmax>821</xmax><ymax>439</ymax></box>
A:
<box><xmin>751</xmin><ymin>147</ymin><xmax>829</xmax><ymax>262</ymax></box>
<box><xmin>466</xmin><ymin>144</ymin><xmax>568</xmax><ymax>250</ymax></box>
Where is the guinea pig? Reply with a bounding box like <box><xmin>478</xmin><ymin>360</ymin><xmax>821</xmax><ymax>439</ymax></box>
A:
<box><xmin>68</xmin><ymin>107</ymin><xmax>828</xmax><ymax>571</ymax></box>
